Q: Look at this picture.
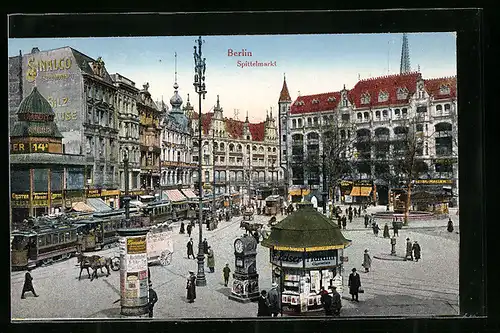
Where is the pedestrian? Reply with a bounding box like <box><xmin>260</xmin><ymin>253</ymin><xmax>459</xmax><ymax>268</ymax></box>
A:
<box><xmin>348</xmin><ymin>210</ymin><xmax>353</xmax><ymax>223</ymax></box>
<box><xmin>383</xmin><ymin>223</ymin><xmax>390</xmax><ymax>238</ymax></box>
<box><xmin>447</xmin><ymin>218</ymin><xmax>454</xmax><ymax>233</ymax></box>
<box><xmin>267</xmin><ymin>282</ymin><xmax>281</xmax><ymax>317</ymax></box>
<box><xmin>21</xmin><ymin>268</ymin><xmax>38</xmax><ymax>299</ymax></box>
<box><xmin>362</xmin><ymin>249</ymin><xmax>372</xmax><ymax>273</ymax></box>
<box><xmin>364</xmin><ymin>214</ymin><xmax>370</xmax><ymax>228</ymax></box>
<box><xmin>186</xmin><ymin>271</ymin><xmax>196</xmax><ymax>303</ymax></box>
<box><xmin>342</xmin><ymin>216</ymin><xmax>347</xmax><ymax>230</ymax></box>
<box><xmin>206</xmin><ymin>246</ymin><xmax>215</xmax><ymax>273</ymax></box>
<box><xmin>405</xmin><ymin>237</ymin><xmax>413</xmax><ymax>261</ymax></box>
<box><xmin>337</xmin><ymin>216</ymin><xmax>342</xmax><ymax>229</ymax></box>
<box><xmin>257</xmin><ymin>290</ymin><xmax>271</xmax><ymax>316</ymax></box>
<box><xmin>358</xmin><ymin>207</ymin><xmax>362</xmax><ymax>217</ymax></box>
<box><xmin>186</xmin><ymin>238</ymin><xmax>195</xmax><ymax>259</ymax></box>
<box><xmin>348</xmin><ymin>268</ymin><xmax>361</xmax><ymax>302</ymax></box>
<box><xmin>392</xmin><ymin>219</ymin><xmax>399</xmax><ymax>237</ymax></box>
<box><xmin>372</xmin><ymin>223</ymin><xmax>380</xmax><ymax>236</ymax></box>
<box><xmin>202</xmin><ymin>238</ymin><xmax>209</xmax><ymax>254</ymax></box>
<box><xmin>412</xmin><ymin>241</ymin><xmax>421</xmax><ymax>262</ymax></box>
<box><xmin>180</xmin><ymin>221</ymin><xmax>185</xmax><ymax>234</ymax></box>
<box><xmin>319</xmin><ymin>287</ymin><xmax>333</xmax><ymax>315</ymax></box>
<box><xmin>253</xmin><ymin>230</ymin><xmax>260</xmax><ymax>244</ymax></box>
<box><xmin>147</xmin><ymin>281</ymin><xmax>158</xmax><ymax>318</ymax></box>
<box><xmin>223</xmin><ymin>263</ymin><xmax>231</xmax><ymax>287</ymax></box>
<box><xmin>330</xmin><ymin>285</ymin><xmax>342</xmax><ymax>316</ymax></box>
<box><xmin>187</xmin><ymin>223</ymin><xmax>192</xmax><ymax>237</ymax></box>
<box><xmin>345</xmin><ymin>208</ymin><xmax>348</xmax><ymax>216</ymax></box>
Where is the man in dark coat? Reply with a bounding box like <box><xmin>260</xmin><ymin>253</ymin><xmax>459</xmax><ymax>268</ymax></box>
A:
<box><xmin>223</xmin><ymin>263</ymin><xmax>231</xmax><ymax>287</ymax></box>
<box><xmin>147</xmin><ymin>282</ymin><xmax>158</xmax><ymax>318</ymax></box>
<box><xmin>348</xmin><ymin>210</ymin><xmax>353</xmax><ymax>223</ymax></box>
<box><xmin>266</xmin><ymin>282</ymin><xmax>281</xmax><ymax>317</ymax></box>
<box><xmin>364</xmin><ymin>214</ymin><xmax>370</xmax><ymax>228</ymax></box>
<box><xmin>257</xmin><ymin>290</ymin><xmax>271</xmax><ymax>316</ymax></box>
<box><xmin>412</xmin><ymin>241</ymin><xmax>421</xmax><ymax>262</ymax></box>
<box><xmin>186</xmin><ymin>271</ymin><xmax>196</xmax><ymax>303</ymax></box>
<box><xmin>348</xmin><ymin>268</ymin><xmax>361</xmax><ymax>302</ymax></box>
<box><xmin>186</xmin><ymin>223</ymin><xmax>192</xmax><ymax>237</ymax></box>
<box><xmin>319</xmin><ymin>288</ymin><xmax>333</xmax><ymax>315</ymax></box>
<box><xmin>21</xmin><ymin>269</ymin><xmax>38</xmax><ymax>299</ymax></box>
<box><xmin>383</xmin><ymin>223</ymin><xmax>390</xmax><ymax>238</ymax></box>
<box><xmin>180</xmin><ymin>222</ymin><xmax>185</xmax><ymax>234</ymax></box>
<box><xmin>337</xmin><ymin>216</ymin><xmax>342</xmax><ymax>229</ymax></box>
<box><xmin>202</xmin><ymin>238</ymin><xmax>209</xmax><ymax>254</ymax></box>
<box><xmin>342</xmin><ymin>216</ymin><xmax>347</xmax><ymax>230</ymax></box>
<box><xmin>447</xmin><ymin>218</ymin><xmax>454</xmax><ymax>232</ymax></box>
<box><xmin>330</xmin><ymin>285</ymin><xmax>342</xmax><ymax>316</ymax></box>
<box><xmin>186</xmin><ymin>238</ymin><xmax>195</xmax><ymax>259</ymax></box>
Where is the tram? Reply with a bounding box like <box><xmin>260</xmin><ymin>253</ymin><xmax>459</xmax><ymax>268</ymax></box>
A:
<box><xmin>264</xmin><ymin>195</ymin><xmax>283</xmax><ymax>215</ymax></box>
<box><xmin>142</xmin><ymin>200</ymin><xmax>173</xmax><ymax>225</ymax></box>
<box><xmin>11</xmin><ymin>224</ymin><xmax>79</xmax><ymax>270</ymax></box>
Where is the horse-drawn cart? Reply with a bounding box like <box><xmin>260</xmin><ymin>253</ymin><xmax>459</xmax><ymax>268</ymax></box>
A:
<box><xmin>110</xmin><ymin>227</ymin><xmax>174</xmax><ymax>271</ymax></box>
<box><xmin>243</xmin><ymin>208</ymin><xmax>254</xmax><ymax>221</ymax></box>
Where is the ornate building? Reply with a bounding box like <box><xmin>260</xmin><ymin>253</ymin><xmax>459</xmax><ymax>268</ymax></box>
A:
<box><xmin>160</xmin><ymin>70</ymin><xmax>195</xmax><ymax>190</ymax></box>
<box><xmin>137</xmin><ymin>83</ymin><xmax>162</xmax><ymax>191</ymax></box>
<box><xmin>191</xmin><ymin>96</ymin><xmax>280</xmax><ymax>196</ymax></box>
<box><xmin>278</xmin><ymin>72</ymin><xmax>458</xmax><ymax>206</ymax></box>
<box><xmin>10</xmin><ymin>87</ymin><xmax>86</xmax><ymax>225</ymax></box>
<box><xmin>111</xmin><ymin>73</ymin><xmax>142</xmax><ymax>196</ymax></box>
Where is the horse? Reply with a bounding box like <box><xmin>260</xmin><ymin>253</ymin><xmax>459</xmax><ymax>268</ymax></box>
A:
<box><xmin>268</xmin><ymin>216</ymin><xmax>277</xmax><ymax>226</ymax></box>
<box><xmin>77</xmin><ymin>253</ymin><xmax>101</xmax><ymax>281</ymax></box>
<box><xmin>241</xmin><ymin>222</ymin><xmax>263</xmax><ymax>235</ymax></box>
<box><xmin>89</xmin><ymin>256</ymin><xmax>112</xmax><ymax>281</ymax></box>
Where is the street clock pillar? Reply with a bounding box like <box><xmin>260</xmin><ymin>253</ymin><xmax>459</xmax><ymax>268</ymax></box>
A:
<box><xmin>228</xmin><ymin>234</ymin><xmax>259</xmax><ymax>303</ymax></box>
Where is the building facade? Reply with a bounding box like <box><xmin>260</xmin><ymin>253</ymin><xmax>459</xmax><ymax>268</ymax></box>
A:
<box><xmin>278</xmin><ymin>72</ymin><xmax>458</xmax><ymax>205</ymax></box>
<box><xmin>191</xmin><ymin>96</ymin><xmax>280</xmax><ymax>196</ymax></box>
<box><xmin>9</xmin><ymin>46</ymin><xmax>121</xmax><ymax>207</ymax></box>
<box><xmin>10</xmin><ymin>87</ymin><xmax>86</xmax><ymax>225</ymax></box>
<box><xmin>160</xmin><ymin>78</ymin><xmax>195</xmax><ymax>190</ymax></box>
<box><xmin>111</xmin><ymin>73</ymin><xmax>142</xmax><ymax>196</ymax></box>
<box><xmin>137</xmin><ymin>83</ymin><xmax>162</xmax><ymax>192</ymax></box>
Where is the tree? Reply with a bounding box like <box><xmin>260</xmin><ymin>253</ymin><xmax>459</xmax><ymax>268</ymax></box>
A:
<box><xmin>320</xmin><ymin>115</ymin><xmax>358</xmax><ymax>199</ymax></box>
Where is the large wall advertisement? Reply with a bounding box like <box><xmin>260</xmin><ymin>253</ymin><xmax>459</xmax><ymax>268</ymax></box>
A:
<box><xmin>22</xmin><ymin>48</ymin><xmax>83</xmax><ymax>155</ymax></box>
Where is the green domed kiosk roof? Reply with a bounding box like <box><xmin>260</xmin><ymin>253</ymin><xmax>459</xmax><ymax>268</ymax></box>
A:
<box><xmin>261</xmin><ymin>202</ymin><xmax>351</xmax><ymax>252</ymax></box>
<box><xmin>17</xmin><ymin>87</ymin><xmax>55</xmax><ymax>116</ymax></box>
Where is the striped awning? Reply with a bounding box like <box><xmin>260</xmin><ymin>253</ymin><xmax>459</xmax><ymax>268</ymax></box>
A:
<box><xmin>163</xmin><ymin>190</ymin><xmax>186</xmax><ymax>202</ymax></box>
<box><xmin>350</xmin><ymin>187</ymin><xmax>372</xmax><ymax>197</ymax></box>
<box><xmin>181</xmin><ymin>189</ymin><xmax>197</xmax><ymax>199</ymax></box>
<box><xmin>289</xmin><ymin>188</ymin><xmax>311</xmax><ymax>196</ymax></box>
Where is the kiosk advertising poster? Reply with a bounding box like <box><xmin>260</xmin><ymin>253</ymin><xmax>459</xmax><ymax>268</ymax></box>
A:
<box><xmin>120</xmin><ymin>235</ymin><xmax>148</xmax><ymax>308</ymax></box>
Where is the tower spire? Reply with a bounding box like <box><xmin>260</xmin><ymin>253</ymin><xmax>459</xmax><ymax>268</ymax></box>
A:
<box><xmin>400</xmin><ymin>33</ymin><xmax>411</xmax><ymax>74</ymax></box>
<box><xmin>174</xmin><ymin>52</ymin><xmax>178</xmax><ymax>85</ymax></box>
<box><xmin>279</xmin><ymin>74</ymin><xmax>292</xmax><ymax>103</ymax></box>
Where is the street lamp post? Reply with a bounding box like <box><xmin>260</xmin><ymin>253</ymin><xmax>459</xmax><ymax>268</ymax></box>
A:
<box><xmin>271</xmin><ymin>161</ymin><xmax>275</xmax><ymax>195</ymax></box>
<box><xmin>123</xmin><ymin>149</ymin><xmax>131</xmax><ymax>228</ymax></box>
<box><xmin>193</xmin><ymin>36</ymin><xmax>207</xmax><ymax>287</ymax></box>
<box><xmin>212</xmin><ymin>129</ymin><xmax>216</xmax><ymax>225</ymax></box>
<box><xmin>321</xmin><ymin>153</ymin><xmax>327</xmax><ymax>215</ymax></box>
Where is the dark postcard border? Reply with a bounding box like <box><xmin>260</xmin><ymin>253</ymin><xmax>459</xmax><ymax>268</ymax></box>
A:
<box><xmin>6</xmin><ymin>9</ymin><xmax>491</xmax><ymax>333</ymax></box>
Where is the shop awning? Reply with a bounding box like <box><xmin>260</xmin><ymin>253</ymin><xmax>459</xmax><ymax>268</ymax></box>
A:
<box><xmin>181</xmin><ymin>189</ymin><xmax>198</xmax><ymax>199</ymax></box>
<box><xmin>86</xmin><ymin>198</ymin><xmax>112</xmax><ymax>212</ymax></box>
<box><xmin>163</xmin><ymin>189</ymin><xmax>186</xmax><ymax>202</ymax></box>
<box><xmin>70</xmin><ymin>202</ymin><xmax>95</xmax><ymax>213</ymax></box>
<box><xmin>289</xmin><ymin>188</ymin><xmax>311</xmax><ymax>196</ymax></box>
<box><xmin>350</xmin><ymin>187</ymin><xmax>372</xmax><ymax>197</ymax></box>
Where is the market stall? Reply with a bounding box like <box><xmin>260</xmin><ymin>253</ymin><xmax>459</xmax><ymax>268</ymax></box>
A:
<box><xmin>261</xmin><ymin>202</ymin><xmax>351</xmax><ymax>315</ymax></box>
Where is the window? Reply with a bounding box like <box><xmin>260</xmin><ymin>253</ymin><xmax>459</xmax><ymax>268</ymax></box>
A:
<box><xmin>394</xmin><ymin>109</ymin><xmax>400</xmax><ymax>118</ymax></box>
<box><xmin>292</xmin><ymin>119</ymin><xmax>297</xmax><ymax>128</ymax></box>
<box><xmin>298</xmin><ymin>119</ymin><xmax>303</xmax><ymax>127</ymax></box>
<box><xmin>357</xmin><ymin>113</ymin><xmax>362</xmax><ymax>120</ymax></box>
<box><xmin>364</xmin><ymin>112</ymin><xmax>370</xmax><ymax>120</ymax></box>
<box><xmin>382</xmin><ymin>110</ymin><xmax>388</xmax><ymax>119</ymax></box>
<box><xmin>375</xmin><ymin>111</ymin><xmax>381</xmax><ymax>120</ymax></box>
<box><xmin>327</xmin><ymin>96</ymin><xmax>336</xmax><ymax>102</ymax></box>
<box><xmin>361</xmin><ymin>93</ymin><xmax>370</xmax><ymax>105</ymax></box>
<box><xmin>402</xmin><ymin>108</ymin><xmax>408</xmax><ymax>117</ymax></box>
<box><xmin>313</xmin><ymin>117</ymin><xmax>318</xmax><ymax>126</ymax></box>
<box><xmin>378</xmin><ymin>91</ymin><xmax>389</xmax><ymax>102</ymax></box>
<box><xmin>282</xmin><ymin>150</ymin><xmax>286</xmax><ymax>157</ymax></box>
<box><xmin>436</xmin><ymin>105</ymin><xmax>443</xmax><ymax>115</ymax></box>
<box><xmin>282</xmin><ymin>135</ymin><xmax>286</xmax><ymax>141</ymax></box>
<box><xmin>312</xmin><ymin>99</ymin><xmax>319</xmax><ymax>104</ymax></box>
<box><xmin>416</xmin><ymin>124</ymin><xmax>424</xmax><ymax>132</ymax></box>
<box><xmin>341</xmin><ymin>114</ymin><xmax>349</xmax><ymax>122</ymax></box>
<box><xmin>307</xmin><ymin>118</ymin><xmax>312</xmax><ymax>127</ymax></box>
<box><xmin>417</xmin><ymin>106</ymin><xmax>427</xmax><ymax>113</ymax></box>
<box><xmin>444</xmin><ymin>104</ymin><xmax>451</xmax><ymax>113</ymax></box>
<box><xmin>439</xmin><ymin>85</ymin><xmax>451</xmax><ymax>95</ymax></box>
<box><xmin>397</xmin><ymin>87</ymin><xmax>408</xmax><ymax>100</ymax></box>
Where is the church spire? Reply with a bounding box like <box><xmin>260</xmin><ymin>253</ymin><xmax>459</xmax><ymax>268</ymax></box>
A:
<box><xmin>400</xmin><ymin>33</ymin><xmax>411</xmax><ymax>74</ymax></box>
<box><xmin>279</xmin><ymin>73</ymin><xmax>292</xmax><ymax>103</ymax></box>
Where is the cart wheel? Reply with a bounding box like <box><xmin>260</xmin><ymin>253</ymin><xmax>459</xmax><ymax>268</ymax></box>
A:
<box><xmin>111</xmin><ymin>256</ymin><xmax>121</xmax><ymax>271</ymax></box>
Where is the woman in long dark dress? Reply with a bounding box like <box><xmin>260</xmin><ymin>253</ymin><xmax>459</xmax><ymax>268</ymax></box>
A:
<box><xmin>257</xmin><ymin>290</ymin><xmax>271</xmax><ymax>316</ymax></box>
<box><xmin>186</xmin><ymin>271</ymin><xmax>196</xmax><ymax>303</ymax></box>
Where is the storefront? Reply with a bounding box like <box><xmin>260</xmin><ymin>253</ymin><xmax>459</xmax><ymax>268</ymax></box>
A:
<box><xmin>288</xmin><ymin>186</ymin><xmax>310</xmax><ymax>203</ymax></box>
<box><xmin>262</xmin><ymin>202</ymin><xmax>351</xmax><ymax>315</ymax></box>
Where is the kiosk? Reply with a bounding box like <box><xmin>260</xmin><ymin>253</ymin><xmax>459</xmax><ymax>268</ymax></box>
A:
<box><xmin>261</xmin><ymin>202</ymin><xmax>351</xmax><ymax>314</ymax></box>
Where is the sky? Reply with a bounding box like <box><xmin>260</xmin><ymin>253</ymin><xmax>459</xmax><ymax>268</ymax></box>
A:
<box><xmin>8</xmin><ymin>33</ymin><xmax>456</xmax><ymax>123</ymax></box>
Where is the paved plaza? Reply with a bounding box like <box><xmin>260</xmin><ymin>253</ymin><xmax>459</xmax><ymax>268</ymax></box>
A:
<box><xmin>10</xmin><ymin>205</ymin><xmax>459</xmax><ymax>320</ymax></box>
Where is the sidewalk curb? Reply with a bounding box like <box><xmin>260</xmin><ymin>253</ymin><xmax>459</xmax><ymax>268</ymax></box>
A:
<box><xmin>373</xmin><ymin>254</ymin><xmax>406</xmax><ymax>261</ymax></box>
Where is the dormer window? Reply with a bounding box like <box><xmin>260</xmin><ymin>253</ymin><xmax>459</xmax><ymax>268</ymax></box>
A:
<box><xmin>378</xmin><ymin>91</ymin><xmax>389</xmax><ymax>102</ymax></box>
<box><xmin>360</xmin><ymin>93</ymin><xmax>371</xmax><ymax>105</ymax></box>
<box><xmin>397</xmin><ymin>87</ymin><xmax>409</xmax><ymax>100</ymax></box>
<box><xmin>327</xmin><ymin>96</ymin><xmax>336</xmax><ymax>102</ymax></box>
<box><xmin>439</xmin><ymin>84</ymin><xmax>451</xmax><ymax>95</ymax></box>
<box><xmin>297</xmin><ymin>100</ymin><xmax>305</xmax><ymax>106</ymax></box>
<box><xmin>312</xmin><ymin>99</ymin><xmax>320</xmax><ymax>104</ymax></box>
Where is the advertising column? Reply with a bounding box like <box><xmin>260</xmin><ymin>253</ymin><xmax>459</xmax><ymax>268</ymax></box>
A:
<box><xmin>117</xmin><ymin>228</ymin><xmax>150</xmax><ymax>316</ymax></box>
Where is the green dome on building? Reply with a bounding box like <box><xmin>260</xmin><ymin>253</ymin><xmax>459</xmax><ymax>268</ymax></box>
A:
<box><xmin>262</xmin><ymin>203</ymin><xmax>351</xmax><ymax>251</ymax></box>
<box><xmin>11</xmin><ymin>87</ymin><xmax>63</xmax><ymax>138</ymax></box>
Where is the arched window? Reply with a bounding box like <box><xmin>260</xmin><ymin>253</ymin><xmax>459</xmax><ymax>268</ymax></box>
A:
<box><xmin>220</xmin><ymin>142</ymin><xmax>225</xmax><ymax>151</ymax></box>
<box><xmin>375</xmin><ymin>111</ymin><xmax>381</xmax><ymax>120</ymax></box>
<box><xmin>402</xmin><ymin>108</ymin><xmax>408</xmax><ymax>117</ymax></box>
<box><xmin>382</xmin><ymin>110</ymin><xmax>388</xmax><ymax>119</ymax></box>
<box><xmin>229</xmin><ymin>143</ymin><xmax>234</xmax><ymax>152</ymax></box>
<box><xmin>292</xmin><ymin>119</ymin><xmax>297</xmax><ymax>128</ymax></box>
<box><xmin>444</xmin><ymin>104</ymin><xmax>451</xmax><ymax>113</ymax></box>
<box><xmin>298</xmin><ymin>119</ymin><xmax>303</xmax><ymax>127</ymax></box>
<box><xmin>364</xmin><ymin>112</ymin><xmax>369</xmax><ymax>120</ymax></box>
<box><xmin>357</xmin><ymin>112</ymin><xmax>362</xmax><ymax>120</ymax></box>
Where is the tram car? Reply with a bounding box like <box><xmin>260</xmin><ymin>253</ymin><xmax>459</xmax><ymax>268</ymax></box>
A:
<box><xmin>264</xmin><ymin>195</ymin><xmax>283</xmax><ymax>216</ymax></box>
<box><xmin>141</xmin><ymin>200</ymin><xmax>173</xmax><ymax>225</ymax></box>
<box><xmin>11</xmin><ymin>224</ymin><xmax>79</xmax><ymax>270</ymax></box>
<box><xmin>171</xmin><ymin>200</ymin><xmax>189</xmax><ymax>221</ymax></box>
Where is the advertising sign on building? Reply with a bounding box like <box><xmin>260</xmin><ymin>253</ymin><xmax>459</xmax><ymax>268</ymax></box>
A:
<box><xmin>271</xmin><ymin>249</ymin><xmax>304</xmax><ymax>268</ymax></box>
<box><xmin>120</xmin><ymin>235</ymin><xmax>148</xmax><ymax>308</ymax></box>
<box><xmin>304</xmin><ymin>250</ymin><xmax>338</xmax><ymax>269</ymax></box>
<box><xmin>21</xmin><ymin>47</ymin><xmax>84</xmax><ymax>155</ymax></box>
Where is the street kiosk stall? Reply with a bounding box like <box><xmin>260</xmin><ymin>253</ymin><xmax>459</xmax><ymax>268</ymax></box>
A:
<box><xmin>261</xmin><ymin>202</ymin><xmax>351</xmax><ymax>315</ymax></box>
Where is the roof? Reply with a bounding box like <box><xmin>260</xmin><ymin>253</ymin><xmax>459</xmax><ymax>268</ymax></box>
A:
<box><xmin>17</xmin><ymin>87</ymin><xmax>54</xmax><ymax>116</ymax></box>
<box><xmin>261</xmin><ymin>205</ymin><xmax>351</xmax><ymax>251</ymax></box>
<box><xmin>423</xmin><ymin>76</ymin><xmax>457</xmax><ymax>100</ymax></box>
<box><xmin>70</xmin><ymin>48</ymin><xmax>114</xmax><ymax>85</ymax></box>
<box><xmin>290</xmin><ymin>92</ymin><xmax>341</xmax><ymax>114</ymax></box>
<box><xmin>181</xmin><ymin>189</ymin><xmax>198</xmax><ymax>199</ymax></box>
<box><xmin>279</xmin><ymin>77</ymin><xmax>292</xmax><ymax>102</ymax></box>
<box><xmin>86</xmin><ymin>198</ymin><xmax>112</xmax><ymax>212</ymax></box>
<box><xmin>71</xmin><ymin>202</ymin><xmax>95</xmax><ymax>213</ymax></box>
<box><xmin>248</xmin><ymin>122</ymin><xmax>265</xmax><ymax>141</ymax></box>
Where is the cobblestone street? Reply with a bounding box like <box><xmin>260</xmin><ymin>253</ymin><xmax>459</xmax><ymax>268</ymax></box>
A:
<box><xmin>11</xmin><ymin>206</ymin><xmax>459</xmax><ymax>319</ymax></box>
